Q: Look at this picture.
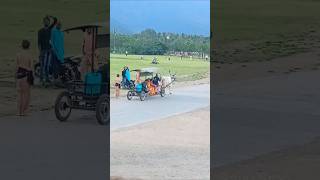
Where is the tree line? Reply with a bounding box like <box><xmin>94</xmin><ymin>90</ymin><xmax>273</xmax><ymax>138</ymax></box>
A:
<box><xmin>111</xmin><ymin>29</ymin><xmax>210</xmax><ymax>56</ymax></box>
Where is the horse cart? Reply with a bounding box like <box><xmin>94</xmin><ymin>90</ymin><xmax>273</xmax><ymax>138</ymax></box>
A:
<box><xmin>127</xmin><ymin>67</ymin><xmax>176</xmax><ymax>101</ymax></box>
<box><xmin>54</xmin><ymin>24</ymin><xmax>110</xmax><ymax>125</ymax></box>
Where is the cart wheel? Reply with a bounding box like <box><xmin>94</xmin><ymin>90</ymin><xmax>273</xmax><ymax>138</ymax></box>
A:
<box><xmin>55</xmin><ymin>91</ymin><xmax>72</xmax><ymax>122</ymax></box>
<box><xmin>96</xmin><ymin>94</ymin><xmax>109</xmax><ymax>125</ymax></box>
<box><xmin>140</xmin><ymin>91</ymin><xmax>146</xmax><ymax>101</ymax></box>
<box><xmin>34</xmin><ymin>63</ymin><xmax>41</xmax><ymax>78</ymax></box>
<box><xmin>160</xmin><ymin>88</ymin><xmax>166</xmax><ymax>97</ymax></box>
<box><xmin>127</xmin><ymin>90</ymin><xmax>134</xmax><ymax>100</ymax></box>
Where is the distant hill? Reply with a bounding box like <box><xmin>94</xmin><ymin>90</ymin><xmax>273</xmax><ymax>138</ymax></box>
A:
<box><xmin>110</xmin><ymin>0</ymin><xmax>210</xmax><ymax>36</ymax></box>
<box><xmin>110</xmin><ymin>18</ymin><xmax>133</xmax><ymax>34</ymax></box>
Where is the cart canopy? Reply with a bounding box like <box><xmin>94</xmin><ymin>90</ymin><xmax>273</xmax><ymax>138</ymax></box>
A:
<box><xmin>132</xmin><ymin>67</ymin><xmax>159</xmax><ymax>77</ymax></box>
<box><xmin>63</xmin><ymin>23</ymin><xmax>109</xmax><ymax>48</ymax></box>
<box><xmin>63</xmin><ymin>22</ymin><xmax>109</xmax><ymax>32</ymax></box>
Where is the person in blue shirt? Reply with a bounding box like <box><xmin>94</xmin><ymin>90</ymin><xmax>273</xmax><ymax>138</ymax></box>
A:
<box><xmin>50</xmin><ymin>21</ymin><xmax>64</xmax><ymax>80</ymax></box>
<box><xmin>124</xmin><ymin>66</ymin><xmax>131</xmax><ymax>87</ymax></box>
<box><xmin>38</xmin><ymin>16</ymin><xmax>57</xmax><ymax>84</ymax></box>
<box><xmin>125</xmin><ymin>66</ymin><xmax>130</xmax><ymax>81</ymax></box>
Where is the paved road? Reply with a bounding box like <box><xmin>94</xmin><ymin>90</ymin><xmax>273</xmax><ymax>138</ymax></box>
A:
<box><xmin>213</xmin><ymin>70</ymin><xmax>320</xmax><ymax>167</ymax></box>
<box><xmin>0</xmin><ymin>110</ymin><xmax>109</xmax><ymax>180</ymax></box>
<box><xmin>0</xmin><ymin>83</ymin><xmax>210</xmax><ymax>179</ymax></box>
<box><xmin>110</xmin><ymin>84</ymin><xmax>210</xmax><ymax>129</ymax></box>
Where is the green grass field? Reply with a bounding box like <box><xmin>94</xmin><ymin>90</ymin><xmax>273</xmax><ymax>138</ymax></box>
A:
<box><xmin>110</xmin><ymin>54</ymin><xmax>210</xmax><ymax>84</ymax></box>
<box><xmin>0</xmin><ymin>0</ymin><xmax>106</xmax><ymax>78</ymax></box>
<box><xmin>213</xmin><ymin>0</ymin><xmax>320</xmax><ymax>62</ymax></box>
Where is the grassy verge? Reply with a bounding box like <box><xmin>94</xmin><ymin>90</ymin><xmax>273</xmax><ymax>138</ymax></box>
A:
<box><xmin>110</xmin><ymin>54</ymin><xmax>210</xmax><ymax>85</ymax></box>
<box><xmin>213</xmin><ymin>0</ymin><xmax>320</xmax><ymax>62</ymax></box>
<box><xmin>0</xmin><ymin>0</ymin><xmax>106</xmax><ymax>78</ymax></box>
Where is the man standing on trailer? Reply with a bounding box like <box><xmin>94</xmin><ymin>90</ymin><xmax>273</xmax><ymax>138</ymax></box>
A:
<box><xmin>37</xmin><ymin>15</ymin><xmax>57</xmax><ymax>85</ymax></box>
<box><xmin>51</xmin><ymin>21</ymin><xmax>64</xmax><ymax>82</ymax></box>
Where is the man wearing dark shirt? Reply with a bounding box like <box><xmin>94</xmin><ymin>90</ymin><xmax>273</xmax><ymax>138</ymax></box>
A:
<box><xmin>38</xmin><ymin>15</ymin><xmax>57</xmax><ymax>84</ymax></box>
<box><xmin>153</xmin><ymin>73</ymin><xmax>160</xmax><ymax>86</ymax></box>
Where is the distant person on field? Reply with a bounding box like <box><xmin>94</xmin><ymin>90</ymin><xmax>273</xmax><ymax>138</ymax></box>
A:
<box><xmin>38</xmin><ymin>15</ymin><xmax>57</xmax><ymax>84</ymax></box>
<box><xmin>152</xmin><ymin>57</ymin><xmax>158</xmax><ymax>64</ymax></box>
<box><xmin>125</xmin><ymin>51</ymin><xmax>128</xmax><ymax>56</ymax></box>
<box><xmin>50</xmin><ymin>21</ymin><xmax>64</xmax><ymax>81</ymax></box>
<box><xmin>115</xmin><ymin>74</ymin><xmax>121</xmax><ymax>98</ymax></box>
<box><xmin>16</xmin><ymin>40</ymin><xmax>33</xmax><ymax>116</ymax></box>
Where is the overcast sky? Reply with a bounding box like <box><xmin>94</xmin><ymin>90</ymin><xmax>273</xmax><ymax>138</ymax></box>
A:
<box><xmin>111</xmin><ymin>0</ymin><xmax>210</xmax><ymax>35</ymax></box>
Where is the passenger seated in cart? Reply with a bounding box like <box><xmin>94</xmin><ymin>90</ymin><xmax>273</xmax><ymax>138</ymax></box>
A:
<box><xmin>146</xmin><ymin>79</ymin><xmax>157</xmax><ymax>95</ymax></box>
<box><xmin>141</xmin><ymin>80</ymin><xmax>148</xmax><ymax>92</ymax></box>
<box><xmin>154</xmin><ymin>73</ymin><xmax>162</xmax><ymax>92</ymax></box>
<box><xmin>152</xmin><ymin>73</ymin><xmax>160</xmax><ymax>86</ymax></box>
<box><xmin>135</xmin><ymin>79</ymin><xmax>143</xmax><ymax>92</ymax></box>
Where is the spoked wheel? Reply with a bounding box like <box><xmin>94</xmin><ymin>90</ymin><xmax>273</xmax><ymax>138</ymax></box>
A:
<box><xmin>127</xmin><ymin>90</ymin><xmax>134</xmax><ymax>100</ymax></box>
<box><xmin>34</xmin><ymin>63</ymin><xmax>41</xmax><ymax>78</ymax></box>
<box><xmin>139</xmin><ymin>91</ymin><xmax>147</xmax><ymax>101</ymax></box>
<box><xmin>160</xmin><ymin>87</ymin><xmax>166</xmax><ymax>97</ymax></box>
<box><xmin>55</xmin><ymin>91</ymin><xmax>72</xmax><ymax>122</ymax></box>
<box><xmin>96</xmin><ymin>94</ymin><xmax>110</xmax><ymax>125</ymax></box>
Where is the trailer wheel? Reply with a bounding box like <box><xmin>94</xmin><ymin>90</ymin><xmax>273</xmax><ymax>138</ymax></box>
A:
<box><xmin>96</xmin><ymin>94</ymin><xmax>109</xmax><ymax>125</ymax></box>
<box><xmin>55</xmin><ymin>91</ymin><xmax>72</xmax><ymax>122</ymax></box>
<box><xmin>127</xmin><ymin>90</ymin><xmax>134</xmax><ymax>100</ymax></box>
<box><xmin>160</xmin><ymin>87</ymin><xmax>166</xmax><ymax>97</ymax></box>
<box><xmin>34</xmin><ymin>63</ymin><xmax>41</xmax><ymax>78</ymax></box>
<box><xmin>139</xmin><ymin>91</ymin><xmax>146</xmax><ymax>101</ymax></box>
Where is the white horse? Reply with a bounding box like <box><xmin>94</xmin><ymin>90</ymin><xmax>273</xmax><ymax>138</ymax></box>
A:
<box><xmin>161</xmin><ymin>72</ymin><xmax>176</xmax><ymax>95</ymax></box>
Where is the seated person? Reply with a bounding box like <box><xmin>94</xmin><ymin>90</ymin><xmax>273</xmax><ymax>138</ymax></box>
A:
<box><xmin>135</xmin><ymin>79</ymin><xmax>143</xmax><ymax>93</ymax></box>
<box><xmin>142</xmin><ymin>80</ymin><xmax>148</xmax><ymax>92</ymax></box>
<box><xmin>152</xmin><ymin>74</ymin><xmax>160</xmax><ymax>86</ymax></box>
<box><xmin>146</xmin><ymin>79</ymin><xmax>156</xmax><ymax>95</ymax></box>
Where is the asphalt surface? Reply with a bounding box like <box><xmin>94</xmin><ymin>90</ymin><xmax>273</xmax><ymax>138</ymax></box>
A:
<box><xmin>110</xmin><ymin>84</ymin><xmax>210</xmax><ymax>129</ymax></box>
<box><xmin>213</xmin><ymin>70</ymin><xmax>320</xmax><ymax>167</ymax></box>
<box><xmin>0</xmin><ymin>83</ymin><xmax>210</xmax><ymax>179</ymax></box>
<box><xmin>0</xmin><ymin>109</ymin><xmax>109</xmax><ymax>180</ymax></box>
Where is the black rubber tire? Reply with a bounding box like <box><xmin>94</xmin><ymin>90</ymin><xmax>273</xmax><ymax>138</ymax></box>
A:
<box><xmin>126</xmin><ymin>81</ymin><xmax>134</xmax><ymax>90</ymax></box>
<box><xmin>127</xmin><ymin>90</ymin><xmax>134</xmax><ymax>100</ymax></box>
<box><xmin>54</xmin><ymin>91</ymin><xmax>72</xmax><ymax>122</ymax></box>
<box><xmin>139</xmin><ymin>91</ymin><xmax>146</xmax><ymax>101</ymax></box>
<box><xmin>74</xmin><ymin>69</ymin><xmax>81</xmax><ymax>80</ymax></box>
<box><xmin>34</xmin><ymin>63</ymin><xmax>41</xmax><ymax>78</ymax></box>
<box><xmin>96</xmin><ymin>94</ymin><xmax>110</xmax><ymax>125</ymax></box>
<box><xmin>160</xmin><ymin>88</ymin><xmax>165</xmax><ymax>97</ymax></box>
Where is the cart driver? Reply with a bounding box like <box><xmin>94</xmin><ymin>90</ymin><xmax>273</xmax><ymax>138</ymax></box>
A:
<box><xmin>152</xmin><ymin>73</ymin><xmax>160</xmax><ymax>86</ymax></box>
<box><xmin>147</xmin><ymin>79</ymin><xmax>157</xmax><ymax>96</ymax></box>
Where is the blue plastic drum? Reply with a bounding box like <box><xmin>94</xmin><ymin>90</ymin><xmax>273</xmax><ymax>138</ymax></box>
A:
<box><xmin>135</xmin><ymin>83</ymin><xmax>142</xmax><ymax>93</ymax></box>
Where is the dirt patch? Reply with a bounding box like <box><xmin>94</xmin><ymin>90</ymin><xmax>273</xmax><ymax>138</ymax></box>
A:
<box><xmin>111</xmin><ymin>107</ymin><xmax>210</xmax><ymax>180</ymax></box>
<box><xmin>0</xmin><ymin>80</ymin><xmax>63</xmax><ymax>117</ymax></box>
<box><xmin>213</xmin><ymin>27</ymin><xmax>320</xmax><ymax>64</ymax></box>
<box><xmin>212</xmin><ymin>138</ymin><xmax>320</xmax><ymax>180</ymax></box>
<box><xmin>213</xmin><ymin>48</ymin><xmax>320</xmax><ymax>84</ymax></box>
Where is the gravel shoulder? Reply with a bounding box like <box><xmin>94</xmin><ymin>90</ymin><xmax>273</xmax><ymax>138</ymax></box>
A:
<box><xmin>111</xmin><ymin>107</ymin><xmax>210</xmax><ymax>180</ymax></box>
